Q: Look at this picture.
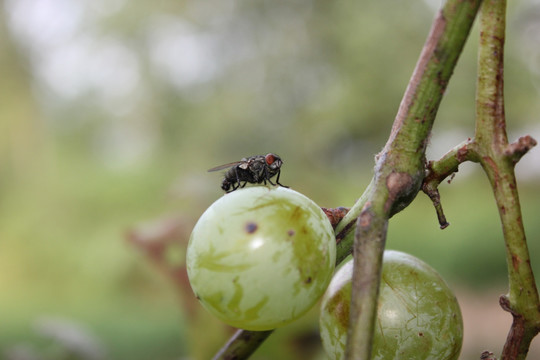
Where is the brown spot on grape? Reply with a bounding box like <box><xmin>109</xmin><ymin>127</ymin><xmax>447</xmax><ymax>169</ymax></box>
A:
<box><xmin>245</xmin><ymin>222</ymin><xmax>258</xmax><ymax>234</ymax></box>
<box><xmin>288</xmin><ymin>229</ymin><xmax>295</xmax><ymax>236</ymax></box>
<box><xmin>325</xmin><ymin>291</ymin><xmax>350</xmax><ymax>330</ymax></box>
<box><xmin>305</xmin><ymin>277</ymin><xmax>312</xmax><ymax>284</ymax></box>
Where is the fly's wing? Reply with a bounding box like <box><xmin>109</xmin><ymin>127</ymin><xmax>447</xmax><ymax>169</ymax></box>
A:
<box><xmin>207</xmin><ymin>161</ymin><xmax>243</xmax><ymax>172</ymax></box>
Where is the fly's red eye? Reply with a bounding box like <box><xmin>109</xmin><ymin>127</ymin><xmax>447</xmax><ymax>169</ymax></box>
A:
<box><xmin>265</xmin><ymin>154</ymin><xmax>275</xmax><ymax>165</ymax></box>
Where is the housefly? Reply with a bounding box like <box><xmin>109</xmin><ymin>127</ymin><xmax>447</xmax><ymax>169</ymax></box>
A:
<box><xmin>208</xmin><ymin>153</ymin><xmax>288</xmax><ymax>193</ymax></box>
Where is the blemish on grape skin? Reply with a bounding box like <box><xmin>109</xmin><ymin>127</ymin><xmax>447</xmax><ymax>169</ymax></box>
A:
<box><xmin>287</xmin><ymin>229</ymin><xmax>295</xmax><ymax>236</ymax></box>
<box><xmin>325</xmin><ymin>291</ymin><xmax>350</xmax><ymax>330</ymax></box>
<box><xmin>289</xmin><ymin>206</ymin><xmax>303</xmax><ymax>221</ymax></box>
<box><xmin>245</xmin><ymin>222</ymin><xmax>258</xmax><ymax>234</ymax></box>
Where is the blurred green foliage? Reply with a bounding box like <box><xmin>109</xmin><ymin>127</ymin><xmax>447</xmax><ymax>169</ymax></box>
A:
<box><xmin>1</xmin><ymin>0</ymin><xmax>539</xmax><ymax>358</ymax></box>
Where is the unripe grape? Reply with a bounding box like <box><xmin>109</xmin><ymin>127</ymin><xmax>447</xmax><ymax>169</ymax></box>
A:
<box><xmin>187</xmin><ymin>186</ymin><xmax>336</xmax><ymax>330</ymax></box>
<box><xmin>320</xmin><ymin>250</ymin><xmax>463</xmax><ymax>360</ymax></box>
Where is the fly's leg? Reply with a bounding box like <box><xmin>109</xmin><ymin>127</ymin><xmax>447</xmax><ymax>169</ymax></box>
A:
<box><xmin>260</xmin><ymin>168</ymin><xmax>270</xmax><ymax>185</ymax></box>
<box><xmin>234</xmin><ymin>168</ymin><xmax>242</xmax><ymax>185</ymax></box>
<box><xmin>227</xmin><ymin>182</ymin><xmax>239</xmax><ymax>193</ymax></box>
<box><xmin>275</xmin><ymin>170</ymin><xmax>289</xmax><ymax>188</ymax></box>
<box><xmin>255</xmin><ymin>168</ymin><xmax>264</xmax><ymax>184</ymax></box>
<box><xmin>227</xmin><ymin>169</ymin><xmax>242</xmax><ymax>193</ymax></box>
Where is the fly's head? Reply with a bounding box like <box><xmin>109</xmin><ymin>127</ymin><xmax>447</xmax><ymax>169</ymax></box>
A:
<box><xmin>265</xmin><ymin>153</ymin><xmax>282</xmax><ymax>171</ymax></box>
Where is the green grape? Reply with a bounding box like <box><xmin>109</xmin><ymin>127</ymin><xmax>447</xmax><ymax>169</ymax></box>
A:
<box><xmin>320</xmin><ymin>250</ymin><xmax>463</xmax><ymax>360</ymax></box>
<box><xmin>187</xmin><ymin>186</ymin><xmax>336</xmax><ymax>331</ymax></box>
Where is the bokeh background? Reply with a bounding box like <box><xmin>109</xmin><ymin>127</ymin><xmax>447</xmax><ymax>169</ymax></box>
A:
<box><xmin>1</xmin><ymin>0</ymin><xmax>540</xmax><ymax>359</ymax></box>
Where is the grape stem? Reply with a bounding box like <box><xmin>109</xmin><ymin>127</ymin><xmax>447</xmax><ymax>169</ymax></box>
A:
<box><xmin>424</xmin><ymin>1</ymin><xmax>540</xmax><ymax>358</ymax></box>
<box><xmin>474</xmin><ymin>8</ymin><xmax>540</xmax><ymax>357</ymax></box>
<box><xmin>343</xmin><ymin>1</ymin><xmax>482</xmax><ymax>358</ymax></box>
<box><xmin>212</xmin><ymin>329</ymin><xmax>273</xmax><ymax>360</ymax></box>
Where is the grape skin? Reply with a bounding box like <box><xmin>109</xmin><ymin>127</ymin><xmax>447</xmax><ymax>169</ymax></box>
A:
<box><xmin>187</xmin><ymin>186</ymin><xmax>337</xmax><ymax>331</ymax></box>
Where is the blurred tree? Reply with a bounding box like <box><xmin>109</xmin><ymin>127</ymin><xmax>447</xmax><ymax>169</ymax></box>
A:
<box><xmin>0</xmin><ymin>0</ymin><xmax>44</xmax><ymax>182</ymax></box>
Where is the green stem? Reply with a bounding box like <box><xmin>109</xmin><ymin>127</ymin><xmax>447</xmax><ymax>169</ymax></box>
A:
<box><xmin>345</xmin><ymin>208</ymin><xmax>388</xmax><ymax>359</ymax></box>
<box><xmin>335</xmin><ymin>179</ymin><xmax>374</xmax><ymax>265</ymax></box>
<box><xmin>212</xmin><ymin>329</ymin><xmax>273</xmax><ymax>360</ymax></box>
<box><xmin>475</xmin><ymin>0</ymin><xmax>540</xmax><ymax>358</ymax></box>
<box><xmin>345</xmin><ymin>1</ymin><xmax>482</xmax><ymax>358</ymax></box>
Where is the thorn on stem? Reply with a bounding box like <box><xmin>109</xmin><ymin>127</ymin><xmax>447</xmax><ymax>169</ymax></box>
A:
<box><xmin>480</xmin><ymin>350</ymin><xmax>497</xmax><ymax>360</ymax></box>
<box><xmin>439</xmin><ymin>218</ymin><xmax>450</xmax><ymax>230</ymax></box>
<box><xmin>505</xmin><ymin>135</ymin><xmax>537</xmax><ymax>165</ymax></box>
<box><xmin>422</xmin><ymin>183</ymin><xmax>450</xmax><ymax>229</ymax></box>
<box><xmin>499</xmin><ymin>294</ymin><xmax>515</xmax><ymax>314</ymax></box>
